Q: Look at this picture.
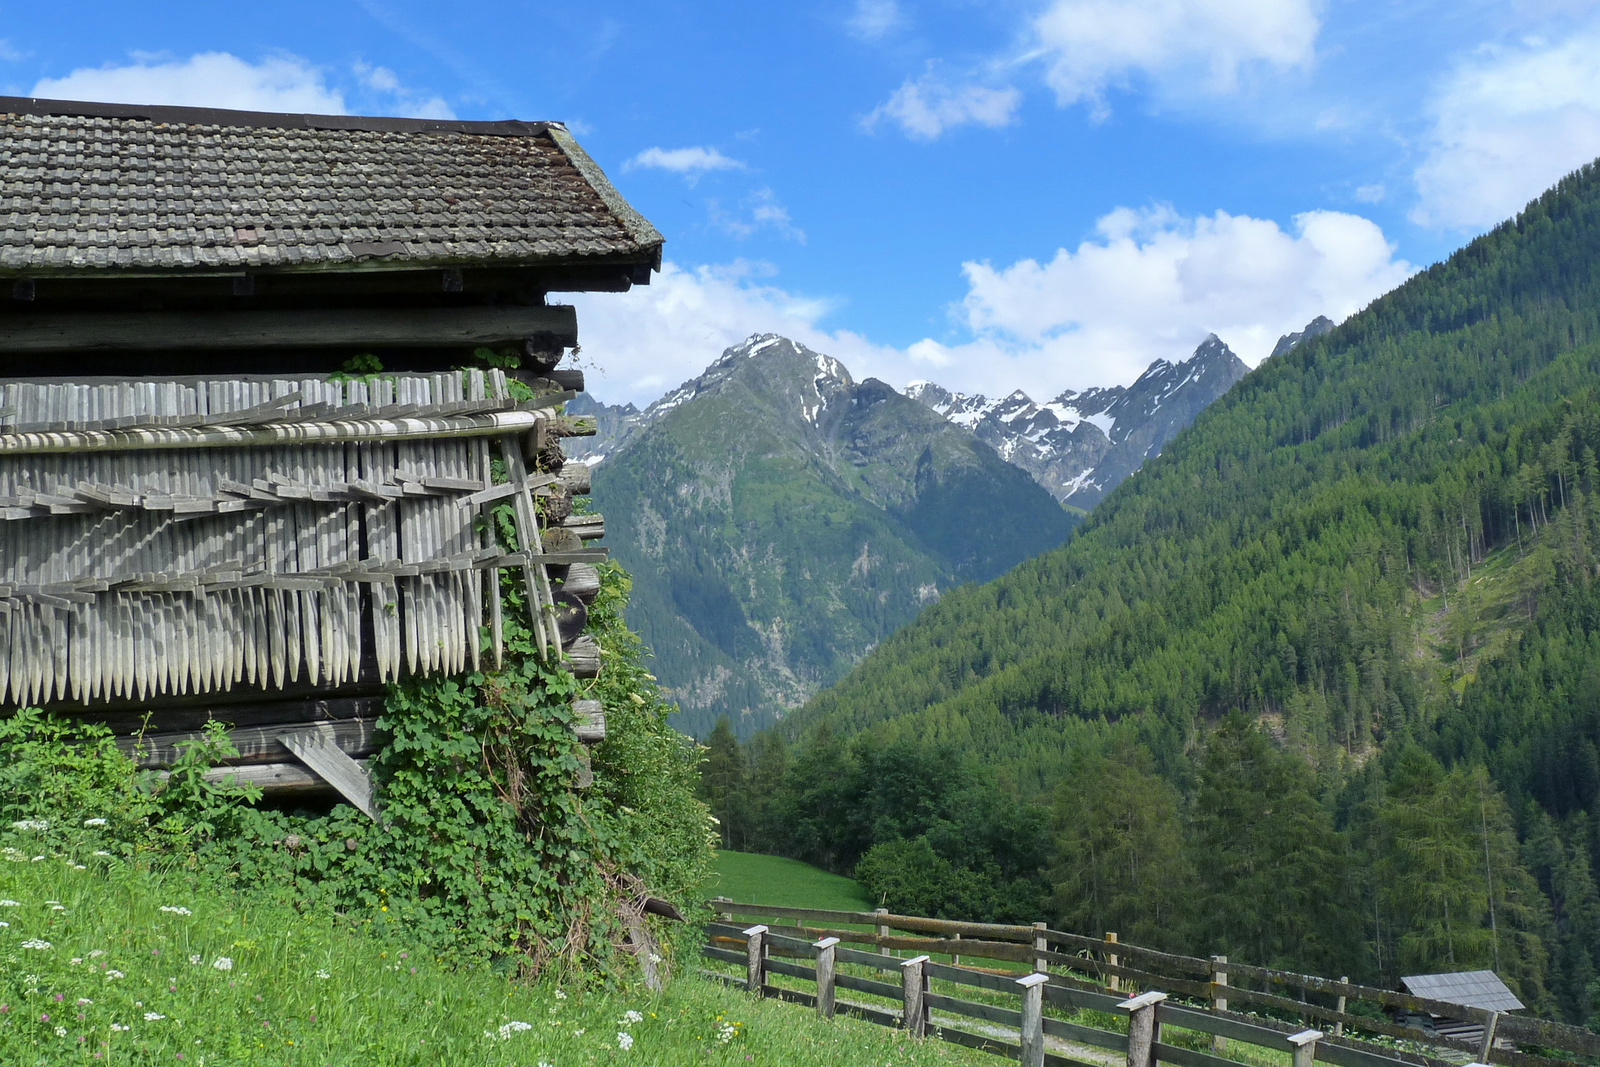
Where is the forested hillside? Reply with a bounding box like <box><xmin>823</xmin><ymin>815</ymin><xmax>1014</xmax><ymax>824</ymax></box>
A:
<box><xmin>704</xmin><ymin>160</ymin><xmax>1600</xmax><ymax>1022</ymax></box>
<box><xmin>592</xmin><ymin>335</ymin><xmax>1076</xmax><ymax>738</ymax></box>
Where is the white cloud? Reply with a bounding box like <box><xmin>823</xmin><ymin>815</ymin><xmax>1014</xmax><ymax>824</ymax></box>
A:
<box><xmin>30</xmin><ymin>51</ymin><xmax>452</xmax><ymax>119</ymax></box>
<box><xmin>710</xmin><ymin>188</ymin><xmax>806</xmax><ymax>243</ymax></box>
<box><xmin>1353</xmin><ymin>183</ymin><xmax>1385</xmax><ymax>204</ymax></box>
<box><xmin>1030</xmin><ymin>0</ymin><xmax>1321</xmax><ymax>116</ymax></box>
<box><xmin>625</xmin><ymin>146</ymin><xmax>747</xmax><ymax>183</ymax></box>
<box><xmin>1412</xmin><ymin>29</ymin><xmax>1600</xmax><ymax>229</ymax></box>
<box><xmin>848</xmin><ymin>0</ymin><xmax>904</xmax><ymax>40</ymax></box>
<box><xmin>567</xmin><ymin>205</ymin><xmax>1411</xmax><ymax>408</ymax></box>
<box><xmin>568</xmin><ymin>262</ymin><xmax>868</xmax><ymax>403</ymax></box>
<box><xmin>32</xmin><ymin>52</ymin><xmax>347</xmax><ymax>113</ymax></box>
<box><xmin>863</xmin><ymin>70</ymin><xmax>1022</xmax><ymax>139</ymax></box>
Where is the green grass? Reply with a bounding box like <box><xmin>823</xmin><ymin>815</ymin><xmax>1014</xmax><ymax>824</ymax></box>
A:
<box><xmin>705</xmin><ymin>851</ymin><xmax>874</xmax><ymax>912</ymax></box>
<box><xmin>0</xmin><ymin>845</ymin><xmax>986</xmax><ymax>1066</ymax></box>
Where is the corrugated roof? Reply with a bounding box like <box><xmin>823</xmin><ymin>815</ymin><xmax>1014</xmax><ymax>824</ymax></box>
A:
<box><xmin>0</xmin><ymin>97</ymin><xmax>662</xmax><ymax>276</ymax></box>
<box><xmin>1401</xmin><ymin>971</ymin><xmax>1525</xmax><ymax>1013</ymax></box>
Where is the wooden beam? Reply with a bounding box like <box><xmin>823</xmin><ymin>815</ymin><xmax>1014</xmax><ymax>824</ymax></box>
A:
<box><xmin>120</xmin><ymin>717</ymin><xmax>379</xmax><ymax>768</ymax></box>
<box><xmin>0</xmin><ymin>304</ymin><xmax>577</xmax><ymax>353</ymax></box>
<box><xmin>573</xmin><ymin>699</ymin><xmax>605</xmax><ymax>743</ymax></box>
<box><xmin>279</xmin><ymin>725</ymin><xmax>379</xmax><ymax>819</ymax></box>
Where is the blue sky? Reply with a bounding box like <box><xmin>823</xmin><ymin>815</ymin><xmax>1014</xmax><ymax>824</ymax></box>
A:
<box><xmin>6</xmin><ymin>1</ymin><xmax>1600</xmax><ymax>404</ymax></box>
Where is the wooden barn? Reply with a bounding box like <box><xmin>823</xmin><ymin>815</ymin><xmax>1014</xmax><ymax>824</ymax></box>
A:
<box><xmin>0</xmin><ymin>95</ymin><xmax>662</xmax><ymax>813</ymax></box>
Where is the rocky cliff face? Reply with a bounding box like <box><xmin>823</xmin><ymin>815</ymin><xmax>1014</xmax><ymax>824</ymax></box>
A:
<box><xmin>580</xmin><ymin>334</ymin><xmax>1077</xmax><ymax>738</ymax></box>
<box><xmin>906</xmin><ymin>325</ymin><xmax>1338</xmax><ymax>507</ymax></box>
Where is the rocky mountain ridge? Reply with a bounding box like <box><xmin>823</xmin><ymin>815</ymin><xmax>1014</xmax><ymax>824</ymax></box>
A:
<box><xmin>580</xmin><ymin>334</ymin><xmax>1077</xmax><ymax>738</ymax></box>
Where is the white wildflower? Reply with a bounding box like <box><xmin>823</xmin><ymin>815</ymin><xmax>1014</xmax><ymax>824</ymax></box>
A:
<box><xmin>314</xmin><ymin>969</ymin><xmax>330</xmax><ymax>979</ymax></box>
<box><xmin>554</xmin><ymin>988</ymin><xmax>567</xmax><ymax>1000</ymax></box>
<box><xmin>76</xmin><ymin>998</ymin><xmax>92</xmax><ymax>1006</ymax></box>
<box><xmin>54</xmin><ymin>1025</ymin><xmax>67</xmax><ymax>1037</ymax></box>
<box><xmin>159</xmin><ymin>906</ymin><xmax>192</xmax><ymax>916</ymax></box>
<box><xmin>189</xmin><ymin>954</ymin><xmax>202</xmax><ymax>965</ymax></box>
<box><xmin>622</xmin><ymin>1010</ymin><xmax>644</xmax><ymax>1024</ymax></box>
<box><xmin>539</xmin><ymin>1062</ymin><xmax>554</xmax><ymax>1067</ymax></box>
<box><xmin>83</xmin><ymin>818</ymin><xmax>107</xmax><ymax>827</ymax></box>
<box><xmin>212</xmin><ymin>957</ymin><xmax>233</xmax><ymax>971</ymax></box>
<box><xmin>648</xmin><ymin>952</ymin><xmax>662</xmax><ymax>964</ymax></box>
<box><xmin>617</xmin><ymin>1031</ymin><xmax>634</xmax><ymax>1050</ymax></box>
<box><xmin>144</xmin><ymin>1012</ymin><xmax>165</xmax><ymax>1021</ymax></box>
<box><xmin>30</xmin><ymin>856</ymin><xmax>43</xmax><ymax>862</ymax></box>
<box><xmin>9</xmin><ymin>819</ymin><xmax>48</xmax><ymax>831</ymax></box>
<box><xmin>70</xmin><ymin>958</ymin><xmax>82</xmax><ymax>965</ymax></box>
<box><xmin>20</xmin><ymin>939</ymin><xmax>51</xmax><ymax>949</ymax></box>
<box><xmin>573</xmin><ymin>1028</ymin><xmax>585</xmax><ymax>1036</ymax></box>
<box><xmin>93</xmin><ymin>851</ymin><xmax>110</xmax><ymax>857</ymax></box>
<box><xmin>111</xmin><ymin>1023</ymin><xmax>130</xmax><ymax>1032</ymax></box>
<box><xmin>50</xmin><ymin>905</ymin><xmax>64</xmax><ymax>912</ymax></box>
<box><xmin>88</xmin><ymin>950</ymin><xmax>104</xmax><ymax>958</ymax></box>
<box><xmin>0</xmin><ymin>899</ymin><xmax>20</xmax><ymax>906</ymax></box>
<box><xmin>106</xmin><ymin>970</ymin><xmax>125</xmax><ymax>980</ymax></box>
<box><xmin>72</xmin><ymin>864</ymin><xmax>86</xmax><ymax>870</ymax></box>
<box><xmin>0</xmin><ymin>921</ymin><xmax>8</xmax><ymax>928</ymax></box>
<box><xmin>492</xmin><ymin>1021</ymin><xmax>533</xmax><ymax>1039</ymax></box>
<box><xmin>717</xmin><ymin>1022</ymin><xmax>737</xmax><ymax>1044</ymax></box>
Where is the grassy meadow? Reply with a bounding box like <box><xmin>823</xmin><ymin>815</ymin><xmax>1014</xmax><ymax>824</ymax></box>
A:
<box><xmin>705</xmin><ymin>850</ymin><xmax>875</xmax><ymax>911</ymax></box>
<box><xmin>0</xmin><ymin>845</ymin><xmax>986</xmax><ymax>1066</ymax></box>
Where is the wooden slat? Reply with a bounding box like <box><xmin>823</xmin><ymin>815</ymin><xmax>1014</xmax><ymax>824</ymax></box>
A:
<box><xmin>0</xmin><ymin>305</ymin><xmax>578</xmax><ymax>353</ymax></box>
<box><xmin>925</xmin><ymin>992</ymin><xmax>1021</xmax><ymax>1028</ymax></box>
<box><xmin>1044</xmin><ymin>1016</ymin><xmax>1129</xmax><ymax>1051</ymax></box>
<box><xmin>118</xmin><ymin>716</ymin><xmax>378</xmax><ymax>768</ymax></box>
<box><xmin>835</xmin><ymin>973</ymin><xmax>904</xmax><ymax>1002</ymax></box>
<box><xmin>279</xmin><ymin>725</ymin><xmax>377</xmax><ymax>819</ymax></box>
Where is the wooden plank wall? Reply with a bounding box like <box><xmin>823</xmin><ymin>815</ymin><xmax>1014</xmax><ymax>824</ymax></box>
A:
<box><xmin>0</xmin><ymin>368</ymin><xmax>571</xmax><ymax>708</ymax></box>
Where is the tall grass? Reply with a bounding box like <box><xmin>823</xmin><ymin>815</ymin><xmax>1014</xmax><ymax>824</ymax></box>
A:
<box><xmin>0</xmin><ymin>843</ymin><xmax>984</xmax><ymax>1066</ymax></box>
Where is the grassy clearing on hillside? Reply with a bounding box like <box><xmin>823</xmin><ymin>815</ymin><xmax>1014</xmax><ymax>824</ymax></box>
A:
<box><xmin>706</xmin><ymin>851</ymin><xmax>874</xmax><ymax>911</ymax></box>
<box><xmin>0</xmin><ymin>847</ymin><xmax>984</xmax><ymax>1066</ymax></box>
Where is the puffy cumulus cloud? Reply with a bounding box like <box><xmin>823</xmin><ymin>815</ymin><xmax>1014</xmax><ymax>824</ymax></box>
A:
<box><xmin>1413</xmin><ymin>29</ymin><xmax>1600</xmax><ymax>230</ymax></box>
<box><xmin>566</xmin><ymin>207</ymin><xmax>1411</xmax><ymax>408</ymax></box>
<box><xmin>625</xmin><ymin>146</ymin><xmax>747</xmax><ymax>183</ymax></box>
<box><xmin>932</xmin><ymin>205</ymin><xmax>1413</xmax><ymax>394</ymax></box>
<box><xmin>31</xmin><ymin>52</ymin><xmax>452</xmax><ymax>119</ymax></box>
<box><xmin>862</xmin><ymin>69</ymin><xmax>1021</xmax><ymax>139</ymax></box>
<box><xmin>566</xmin><ymin>262</ymin><xmax>894</xmax><ymax>405</ymax></box>
<box><xmin>32</xmin><ymin>52</ymin><xmax>347</xmax><ymax>113</ymax></box>
<box><xmin>1031</xmin><ymin>0</ymin><xmax>1321</xmax><ymax>116</ymax></box>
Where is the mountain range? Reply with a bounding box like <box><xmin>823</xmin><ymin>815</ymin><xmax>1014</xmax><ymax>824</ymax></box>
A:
<box><xmin>907</xmin><ymin>324</ymin><xmax>1330</xmax><ymax>507</ymax></box>
<box><xmin>577</xmin><ymin>335</ymin><xmax>1077</xmax><ymax>738</ymax></box>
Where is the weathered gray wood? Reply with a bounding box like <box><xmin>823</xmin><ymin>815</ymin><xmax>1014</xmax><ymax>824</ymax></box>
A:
<box><xmin>119</xmin><ymin>717</ymin><xmax>378</xmax><ymax>768</ymax></box>
<box><xmin>1034</xmin><ymin>921</ymin><xmax>1049</xmax><ymax>974</ymax></box>
<box><xmin>279</xmin><ymin>724</ymin><xmax>377</xmax><ymax>819</ymax></box>
<box><xmin>558</xmin><ymin>463</ymin><xmax>591</xmax><ymax>494</ymax></box>
<box><xmin>876</xmin><ymin>907</ymin><xmax>891</xmax><ymax>956</ymax></box>
<box><xmin>557</xmin><ymin>562</ymin><xmax>601</xmax><ymax>601</ymax></box>
<box><xmin>1019</xmin><ymin>972</ymin><xmax>1049</xmax><ymax>1067</ymax></box>
<box><xmin>1290</xmin><ymin>1029</ymin><xmax>1325</xmax><ymax>1067</ymax></box>
<box><xmin>572</xmin><ymin>698</ymin><xmax>606</xmax><ymax>743</ymax></box>
<box><xmin>901</xmin><ymin>954</ymin><xmax>930</xmax><ymax>1038</ymax></box>
<box><xmin>565</xmin><ymin>634</ymin><xmax>601</xmax><ymax>677</ymax></box>
<box><xmin>1479</xmin><ymin>1014</ymin><xmax>1499</xmax><ymax>1063</ymax></box>
<box><xmin>1335</xmin><ymin>977</ymin><xmax>1348</xmax><ymax>1037</ymax></box>
<box><xmin>196</xmin><ymin>760</ymin><xmax>343</xmax><ymax>796</ymax></box>
<box><xmin>1120</xmin><ymin>991</ymin><xmax>1167</xmax><ymax>1067</ymax></box>
<box><xmin>563</xmin><ymin>514</ymin><xmax>605</xmax><ymax>540</ymax></box>
<box><xmin>0</xmin><ymin>305</ymin><xmax>578</xmax><ymax>353</ymax></box>
<box><xmin>460</xmin><ymin>472</ymin><xmax>558</xmax><ymax>507</ymax></box>
<box><xmin>0</xmin><ymin>410</ymin><xmax>550</xmax><ymax>456</ymax></box>
<box><xmin>744</xmin><ymin>925</ymin><xmax>768</xmax><ymax>994</ymax></box>
<box><xmin>1107</xmin><ymin>931</ymin><xmax>1121</xmax><ymax>992</ymax></box>
<box><xmin>573</xmin><ymin>746</ymin><xmax>594</xmax><ymax>789</ymax></box>
<box><xmin>815</xmin><ymin>936</ymin><xmax>840</xmax><ymax>1020</ymax></box>
<box><xmin>1212</xmin><ymin>955</ymin><xmax>1229</xmax><ymax>1052</ymax></box>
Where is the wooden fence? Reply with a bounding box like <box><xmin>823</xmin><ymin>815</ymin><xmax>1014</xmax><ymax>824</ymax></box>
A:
<box><xmin>702</xmin><ymin>900</ymin><xmax>1600</xmax><ymax>1067</ymax></box>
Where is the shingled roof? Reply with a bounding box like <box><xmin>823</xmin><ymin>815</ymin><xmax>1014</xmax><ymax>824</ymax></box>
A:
<box><xmin>0</xmin><ymin>97</ymin><xmax>662</xmax><ymax>276</ymax></box>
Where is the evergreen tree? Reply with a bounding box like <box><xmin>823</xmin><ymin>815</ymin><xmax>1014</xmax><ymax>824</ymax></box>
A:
<box><xmin>1051</xmin><ymin>741</ymin><xmax>1190</xmax><ymax>950</ymax></box>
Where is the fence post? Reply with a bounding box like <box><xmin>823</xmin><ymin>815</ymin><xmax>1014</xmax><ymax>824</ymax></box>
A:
<box><xmin>1334</xmin><ymin>977</ymin><xmax>1347</xmax><ymax>1037</ymax></box>
<box><xmin>1210</xmin><ymin>955</ymin><xmax>1228</xmax><ymax>1053</ymax></box>
<box><xmin>1033</xmin><ymin>921</ymin><xmax>1049</xmax><ymax>974</ymax></box>
<box><xmin>1478</xmin><ymin>1012</ymin><xmax>1500</xmax><ymax>1062</ymax></box>
<box><xmin>813</xmin><ymin>936</ymin><xmax>840</xmax><ymax>1020</ymax></box>
<box><xmin>743</xmin><ymin>925</ymin><xmax>768</xmax><ymax>995</ymax></box>
<box><xmin>902</xmin><ymin>954</ymin><xmax>931</xmax><ymax>1037</ymax></box>
<box><xmin>1288</xmin><ymin>1029</ymin><xmax>1325</xmax><ymax>1067</ymax></box>
<box><xmin>876</xmin><ymin>907</ymin><xmax>891</xmax><ymax>956</ymax></box>
<box><xmin>1017</xmin><ymin>972</ymin><xmax>1049</xmax><ymax>1067</ymax></box>
<box><xmin>952</xmin><ymin>931</ymin><xmax>961</xmax><ymax>966</ymax></box>
<box><xmin>1106</xmin><ymin>932</ymin><xmax>1120</xmax><ymax>993</ymax></box>
<box><xmin>1119</xmin><ymin>990</ymin><xmax>1167</xmax><ymax>1067</ymax></box>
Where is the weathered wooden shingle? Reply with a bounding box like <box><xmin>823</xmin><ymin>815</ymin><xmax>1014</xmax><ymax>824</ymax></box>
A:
<box><xmin>1401</xmin><ymin>971</ymin><xmax>1525</xmax><ymax>1013</ymax></box>
<box><xmin>0</xmin><ymin>98</ymin><xmax>662</xmax><ymax>275</ymax></box>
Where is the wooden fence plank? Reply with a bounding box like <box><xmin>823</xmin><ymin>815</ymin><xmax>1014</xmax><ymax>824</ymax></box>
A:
<box><xmin>836</xmin><ymin>974</ymin><xmax>905</xmax><ymax>1002</ymax></box>
<box><xmin>925</xmin><ymin>992</ymin><xmax>1021</xmax><ymax>1028</ymax></box>
<box><xmin>279</xmin><ymin>725</ymin><xmax>376</xmax><ymax>819</ymax></box>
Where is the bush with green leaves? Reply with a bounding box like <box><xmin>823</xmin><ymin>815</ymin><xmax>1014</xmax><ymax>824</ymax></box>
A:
<box><xmin>0</xmin><ymin>560</ymin><xmax>714</xmax><ymax>982</ymax></box>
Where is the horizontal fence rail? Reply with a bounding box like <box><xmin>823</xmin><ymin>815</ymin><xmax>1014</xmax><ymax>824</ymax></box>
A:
<box><xmin>704</xmin><ymin>899</ymin><xmax>1599</xmax><ymax>1067</ymax></box>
